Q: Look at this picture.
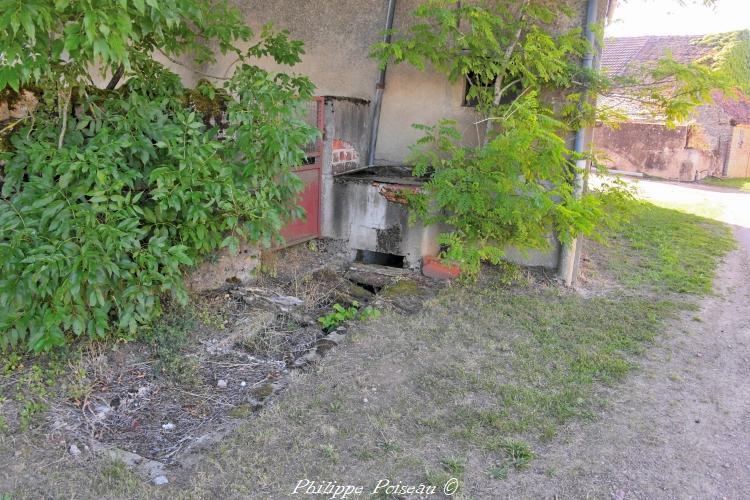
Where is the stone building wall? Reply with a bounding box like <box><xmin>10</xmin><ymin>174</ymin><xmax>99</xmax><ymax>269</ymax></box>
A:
<box><xmin>593</xmin><ymin>121</ymin><xmax>722</xmax><ymax>181</ymax></box>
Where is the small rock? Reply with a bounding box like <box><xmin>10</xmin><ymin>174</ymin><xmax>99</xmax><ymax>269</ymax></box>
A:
<box><xmin>723</xmin><ymin>463</ymin><xmax>731</xmax><ymax>469</ymax></box>
<box><xmin>363</xmin><ymin>398</ymin><xmax>368</xmax><ymax>403</ymax></box>
<box><xmin>153</xmin><ymin>475</ymin><xmax>169</xmax><ymax>486</ymax></box>
<box><xmin>293</xmin><ymin>350</ymin><xmax>322</xmax><ymax>368</ymax></box>
<box><xmin>250</xmin><ymin>383</ymin><xmax>274</xmax><ymax>399</ymax></box>
<box><xmin>240</xmin><ymin>381</ymin><xmax>247</xmax><ymax>387</ymax></box>
<box><xmin>217</xmin><ymin>379</ymin><xmax>228</xmax><ymax>389</ymax></box>
<box><xmin>69</xmin><ymin>444</ymin><xmax>81</xmax><ymax>456</ymax></box>
<box><xmin>161</xmin><ymin>422</ymin><xmax>176</xmax><ymax>431</ymax></box>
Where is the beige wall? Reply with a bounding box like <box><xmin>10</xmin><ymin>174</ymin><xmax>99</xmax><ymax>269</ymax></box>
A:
<box><xmin>197</xmin><ymin>0</ymin><xmax>598</xmax><ymax>165</ymax></box>
<box><xmin>727</xmin><ymin>125</ymin><xmax>750</xmax><ymax>178</ymax></box>
<box><xmin>197</xmin><ymin>0</ymin><xmax>476</xmax><ymax>164</ymax></box>
<box><xmin>593</xmin><ymin>121</ymin><xmax>722</xmax><ymax>181</ymax></box>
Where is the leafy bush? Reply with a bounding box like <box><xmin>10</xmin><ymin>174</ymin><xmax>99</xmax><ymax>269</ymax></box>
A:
<box><xmin>0</xmin><ymin>2</ymin><xmax>317</xmax><ymax>352</ymax></box>
<box><xmin>407</xmin><ymin>98</ymin><xmax>606</xmax><ymax>277</ymax></box>
<box><xmin>373</xmin><ymin>0</ymin><xmax>726</xmax><ymax>278</ymax></box>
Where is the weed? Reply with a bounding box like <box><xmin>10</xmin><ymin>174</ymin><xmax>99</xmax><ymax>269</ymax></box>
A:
<box><xmin>193</xmin><ymin>300</ymin><xmax>227</xmax><ymax>331</ymax></box>
<box><xmin>16</xmin><ymin>365</ymin><xmax>52</xmax><ymax>430</ymax></box>
<box><xmin>488</xmin><ymin>464</ymin><xmax>509</xmax><ymax>480</ymax></box>
<box><xmin>320</xmin><ymin>444</ymin><xmax>339</xmax><ymax>463</ymax></box>
<box><xmin>440</xmin><ymin>456</ymin><xmax>466</xmax><ymax>476</ymax></box>
<box><xmin>318</xmin><ymin>302</ymin><xmax>381</xmax><ymax>331</ymax></box>
<box><xmin>66</xmin><ymin>365</ymin><xmax>94</xmax><ymax>408</ymax></box>
<box><xmin>499</xmin><ymin>439</ymin><xmax>534</xmax><ymax>469</ymax></box>
<box><xmin>355</xmin><ymin>448</ymin><xmax>376</xmax><ymax>461</ymax></box>
<box><xmin>604</xmin><ymin>200</ymin><xmax>735</xmax><ymax>294</ymax></box>
<box><xmin>140</xmin><ymin>307</ymin><xmax>200</xmax><ymax>384</ymax></box>
<box><xmin>2</xmin><ymin>352</ymin><xmax>23</xmax><ymax>374</ymax></box>
<box><xmin>99</xmin><ymin>459</ymin><xmax>141</xmax><ymax>496</ymax></box>
<box><xmin>327</xmin><ymin>399</ymin><xmax>343</xmax><ymax>413</ymax></box>
<box><xmin>701</xmin><ymin>176</ymin><xmax>750</xmax><ymax>192</ymax></box>
<box><xmin>377</xmin><ymin>440</ymin><xmax>402</xmax><ymax>455</ymax></box>
<box><xmin>425</xmin><ymin>469</ymin><xmax>461</xmax><ymax>493</ymax></box>
<box><xmin>487</xmin><ymin>440</ymin><xmax>534</xmax><ymax>481</ymax></box>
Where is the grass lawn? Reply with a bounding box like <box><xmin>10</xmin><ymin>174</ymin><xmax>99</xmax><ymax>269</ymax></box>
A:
<box><xmin>701</xmin><ymin>176</ymin><xmax>750</xmax><ymax>192</ymax></box>
<box><xmin>0</xmin><ymin>199</ymin><xmax>735</xmax><ymax>499</ymax></box>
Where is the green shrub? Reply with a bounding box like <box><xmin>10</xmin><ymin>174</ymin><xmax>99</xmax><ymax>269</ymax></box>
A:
<box><xmin>0</xmin><ymin>2</ymin><xmax>317</xmax><ymax>352</ymax></box>
<box><xmin>373</xmin><ymin>0</ymin><xmax>728</xmax><ymax>278</ymax></box>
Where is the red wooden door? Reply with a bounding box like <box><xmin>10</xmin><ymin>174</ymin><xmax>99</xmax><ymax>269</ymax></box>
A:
<box><xmin>280</xmin><ymin>97</ymin><xmax>324</xmax><ymax>245</ymax></box>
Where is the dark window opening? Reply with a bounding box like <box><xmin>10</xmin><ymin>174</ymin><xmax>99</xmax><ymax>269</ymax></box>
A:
<box><xmin>463</xmin><ymin>72</ymin><xmax>522</xmax><ymax>107</ymax></box>
<box><xmin>355</xmin><ymin>250</ymin><xmax>405</xmax><ymax>269</ymax></box>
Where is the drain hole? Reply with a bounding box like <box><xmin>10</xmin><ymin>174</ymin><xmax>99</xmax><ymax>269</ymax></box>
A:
<box><xmin>355</xmin><ymin>250</ymin><xmax>404</xmax><ymax>268</ymax></box>
<box><xmin>352</xmin><ymin>281</ymin><xmax>382</xmax><ymax>294</ymax></box>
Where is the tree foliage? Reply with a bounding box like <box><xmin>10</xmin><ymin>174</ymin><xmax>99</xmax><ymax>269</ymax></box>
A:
<box><xmin>0</xmin><ymin>1</ymin><xmax>317</xmax><ymax>352</ymax></box>
<box><xmin>373</xmin><ymin>0</ymin><xmax>729</xmax><ymax>277</ymax></box>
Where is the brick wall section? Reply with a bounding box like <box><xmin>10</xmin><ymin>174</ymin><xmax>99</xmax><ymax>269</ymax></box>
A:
<box><xmin>331</xmin><ymin>139</ymin><xmax>360</xmax><ymax>175</ymax></box>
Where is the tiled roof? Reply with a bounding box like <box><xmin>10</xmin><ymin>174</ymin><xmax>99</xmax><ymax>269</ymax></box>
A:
<box><xmin>600</xmin><ymin>34</ymin><xmax>750</xmax><ymax>124</ymax></box>
<box><xmin>601</xmin><ymin>35</ymin><xmax>714</xmax><ymax>77</ymax></box>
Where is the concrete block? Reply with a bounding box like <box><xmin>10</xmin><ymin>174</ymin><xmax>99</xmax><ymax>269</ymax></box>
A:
<box><xmin>187</xmin><ymin>242</ymin><xmax>260</xmax><ymax>292</ymax></box>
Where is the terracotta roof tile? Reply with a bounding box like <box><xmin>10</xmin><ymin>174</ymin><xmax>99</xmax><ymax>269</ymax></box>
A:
<box><xmin>602</xmin><ymin>35</ymin><xmax>713</xmax><ymax>77</ymax></box>
<box><xmin>600</xmin><ymin>34</ymin><xmax>750</xmax><ymax>124</ymax></box>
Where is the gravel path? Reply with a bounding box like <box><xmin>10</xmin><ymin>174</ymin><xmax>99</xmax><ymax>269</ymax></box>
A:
<box><xmin>499</xmin><ymin>180</ymin><xmax>750</xmax><ymax>499</ymax></box>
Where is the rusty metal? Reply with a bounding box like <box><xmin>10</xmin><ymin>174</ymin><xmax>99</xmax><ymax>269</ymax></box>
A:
<box><xmin>372</xmin><ymin>181</ymin><xmax>419</xmax><ymax>205</ymax></box>
<box><xmin>280</xmin><ymin>97</ymin><xmax>325</xmax><ymax>245</ymax></box>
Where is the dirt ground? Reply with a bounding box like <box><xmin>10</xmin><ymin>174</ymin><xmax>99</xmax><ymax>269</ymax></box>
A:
<box><xmin>2</xmin><ymin>179</ymin><xmax>749</xmax><ymax>499</ymax></box>
<box><xmin>497</xmin><ymin>231</ymin><xmax>750</xmax><ymax>499</ymax></box>
<box><xmin>503</xmin><ymin>178</ymin><xmax>750</xmax><ymax>499</ymax></box>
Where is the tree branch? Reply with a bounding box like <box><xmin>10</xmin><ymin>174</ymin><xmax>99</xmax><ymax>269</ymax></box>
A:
<box><xmin>493</xmin><ymin>0</ymin><xmax>530</xmax><ymax>107</ymax></box>
<box><xmin>106</xmin><ymin>64</ymin><xmax>125</xmax><ymax>90</ymax></box>
<box><xmin>57</xmin><ymin>87</ymin><xmax>71</xmax><ymax>150</ymax></box>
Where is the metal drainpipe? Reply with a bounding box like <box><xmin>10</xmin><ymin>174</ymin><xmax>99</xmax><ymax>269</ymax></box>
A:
<box><xmin>367</xmin><ymin>0</ymin><xmax>398</xmax><ymax>167</ymax></box>
<box><xmin>557</xmin><ymin>0</ymin><xmax>601</xmax><ymax>287</ymax></box>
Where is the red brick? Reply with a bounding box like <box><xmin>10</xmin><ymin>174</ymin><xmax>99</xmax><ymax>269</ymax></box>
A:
<box><xmin>422</xmin><ymin>256</ymin><xmax>460</xmax><ymax>280</ymax></box>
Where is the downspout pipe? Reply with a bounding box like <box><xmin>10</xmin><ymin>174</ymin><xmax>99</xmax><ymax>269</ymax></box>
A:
<box><xmin>557</xmin><ymin>0</ymin><xmax>600</xmax><ymax>286</ymax></box>
<box><xmin>367</xmin><ymin>0</ymin><xmax>398</xmax><ymax>167</ymax></box>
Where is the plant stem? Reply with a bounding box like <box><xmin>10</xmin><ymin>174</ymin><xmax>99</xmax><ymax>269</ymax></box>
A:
<box><xmin>57</xmin><ymin>87</ymin><xmax>71</xmax><ymax>150</ymax></box>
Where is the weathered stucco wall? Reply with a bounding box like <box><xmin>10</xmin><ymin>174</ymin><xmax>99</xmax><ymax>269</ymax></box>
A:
<box><xmin>330</xmin><ymin>176</ymin><xmax>443</xmax><ymax>269</ymax></box>
<box><xmin>200</xmin><ymin>0</ymin><xmax>474</xmax><ymax>164</ymax></box>
<box><xmin>201</xmin><ymin>0</ymin><xmax>602</xmax><ymax>165</ymax></box>
<box><xmin>320</xmin><ymin>97</ymin><xmax>373</xmax><ymax>239</ymax></box>
<box><xmin>727</xmin><ymin>124</ymin><xmax>750</xmax><ymax>177</ymax></box>
<box><xmin>593</xmin><ymin>122</ymin><xmax>723</xmax><ymax>181</ymax></box>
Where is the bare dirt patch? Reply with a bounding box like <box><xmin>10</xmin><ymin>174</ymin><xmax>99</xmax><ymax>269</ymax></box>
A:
<box><xmin>0</xmin><ymin>239</ymin><xmax>440</xmax><ymax>490</ymax></box>
<box><xmin>2</xmin><ymin>187</ymin><xmax>745</xmax><ymax>499</ymax></box>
